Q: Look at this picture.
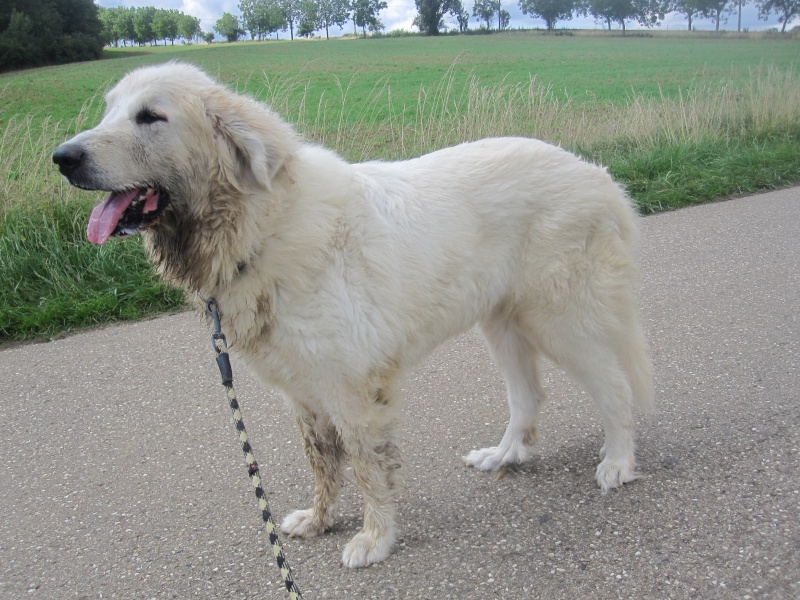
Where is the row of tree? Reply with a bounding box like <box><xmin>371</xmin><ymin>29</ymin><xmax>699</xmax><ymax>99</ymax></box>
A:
<box><xmin>219</xmin><ymin>0</ymin><xmax>798</xmax><ymax>41</ymax></box>
<box><xmin>216</xmin><ymin>0</ymin><xmax>390</xmax><ymax>41</ymax></box>
<box><xmin>0</xmin><ymin>0</ymin><xmax>104</xmax><ymax>72</ymax></box>
<box><xmin>93</xmin><ymin>0</ymin><xmax>799</xmax><ymax>49</ymax></box>
<box><xmin>97</xmin><ymin>7</ymin><xmax>203</xmax><ymax>47</ymax></box>
<box><xmin>208</xmin><ymin>0</ymin><xmax>796</xmax><ymax>42</ymax></box>
<box><xmin>418</xmin><ymin>0</ymin><xmax>798</xmax><ymax>34</ymax></box>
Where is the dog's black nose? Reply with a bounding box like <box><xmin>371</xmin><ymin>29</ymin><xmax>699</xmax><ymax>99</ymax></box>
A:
<box><xmin>52</xmin><ymin>143</ymin><xmax>85</xmax><ymax>176</ymax></box>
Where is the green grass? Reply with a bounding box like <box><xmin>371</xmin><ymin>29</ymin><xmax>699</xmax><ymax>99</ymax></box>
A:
<box><xmin>1</xmin><ymin>33</ymin><xmax>799</xmax><ymax>342</ymax></box>
<box><xmin>2</xmin><ymin>33</ymin><xmax>798</xmax><ymax>129</ymax></box>
<box><xmin>0</xmin><ymin>201</ymin><xmax>186</xmax><ymax>341</ymax></box>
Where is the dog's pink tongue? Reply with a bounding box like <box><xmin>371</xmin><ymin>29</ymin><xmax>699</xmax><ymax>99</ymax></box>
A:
<box><xmin>87</xmin><ymin>190</ymin><xmax>138</xmax><ymax>245</ymax></box>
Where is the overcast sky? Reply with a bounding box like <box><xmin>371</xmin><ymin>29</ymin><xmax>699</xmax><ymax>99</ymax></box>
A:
<box><xmin>96</xmin><ymin>0</ymin><xmax>797</xmax><ymax>37</ymax></box>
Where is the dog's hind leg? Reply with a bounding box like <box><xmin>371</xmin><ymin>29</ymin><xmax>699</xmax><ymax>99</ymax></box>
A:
<box><xmin>281</xmin><ymin>407</ymin><xmax>345</xmax><ymax>539</ymax></box>
<box><xmin>537</xmin><ymin>321</ymin><xmax>641</xmax><ymax>493</ymax></box>
<box><xmin>464</xmin><ymin>315</ymin><xmax>546</xmax><ymax>471</ymax></box>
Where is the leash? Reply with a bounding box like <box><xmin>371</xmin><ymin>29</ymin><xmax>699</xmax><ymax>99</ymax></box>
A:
<box><xmin>203</xmin><ymin>295</ymin><xmax>302</xmax><ymax>600</ymax></box>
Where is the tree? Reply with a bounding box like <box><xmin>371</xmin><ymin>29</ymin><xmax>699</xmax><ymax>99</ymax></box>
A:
<box><xmin>519</xmin><ymin>0</ymin><xmax>575</xmax><ymax>30</ymax></box>
<box><xmin>97</xmin><ymin>7</ymin><xmax>117</xmax><ymax>46</ymax></box>
<box><xmin>178</xmin><ymin>13</ymin><xmax>201</xmax><ymax>42</ymax></box>
<box><xmin>240</xmin><ymin>0</ymin><xmax>262</xmax><ymax>38</ymax></box>
<box><xmin>0</xmin><ymin>9</ymin><xmax>36</xmax><ymax>69</ymax></box>
<box><xmin>585</xmin><ymin>0</ymin><xmax>666</xmax><ymax>33</ymax></box>
<box><xmin>316</xmin><ymin>0</ymin><xmax>350</xmax><ymax>38</ymax></box>
<box><xmin>352</xmin><ymin>0</ymin><xmax>387</xmax><ymax>37</ymax></box>
<box><xmin>115</xmin><ymin>7</ymin><xmax>136</xmax><ymax>46</ymax></box>
<box><xmin>214</xmin><ymin>12</ymin><xmax>244</xmax><ymax>42</ymax></box>
<box><xmin>674</xmin><ymin>0</ymin><xmax>702</xmax><ymax>30</ymax></box>
<box><xmin>152</xmin><ymin>9</ymin><xmax>180</xmax><ymax>45</ymax></box>
<box><xmin>473</xmin><ymin>0</ymin><xmax>500</xmax><ymax>28</ymax></box>
<box><xmin>499</xmin><ymin>7</ymin><xmax>511</xmax><ymax>27</ymax></box>
<box><xmin>203</xmin><ymin>31</ymin><xmax>215</xmax><ymax>43</ymax></box>
<box><xmin>457</xmin><ymin>7</ymin><xmax>471</xmax><ymax>29</ymax></box>
<box><xmin>240</xmin><ymin>0</ymin><xmax>284</xmax><ymax>39</ymax></box>
<box><xmin>700</xmin><ymin>0</ymin><xmax>733</xmax><ymax>31</ymax></box>
<box><xmin>0</xmin><ymin>0</ymin><xmax>104</xmax><ymax>71</ymax></box>
<box><xmin>297</xmin><ymin>0</ymin><xmax>318</xmax><ymax>36</ymax></box>
<box><xmin>756</xmin><ymin>0</ymin><xmax>800</xmax><ymax>32</ymax></box>
<box><xmin>280</xmin><ymin>0</ymin><xmax>303</xmax><ymax>39</ymax></box>
<box><xmin>415</xmin><ymin>0</ymin><xmax>465</xmax><ymax>35</ymax></box>
<box><xmin>133</xmin><ymin>5</ymin><xmax>157</xmax><ymax>45</ymax></box>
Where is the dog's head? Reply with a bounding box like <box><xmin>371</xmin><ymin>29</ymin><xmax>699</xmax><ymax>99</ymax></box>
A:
<box><xmin>53</xmin><ymin>62</ymin><xmax>295</xmax><ymax>245</ymax></box>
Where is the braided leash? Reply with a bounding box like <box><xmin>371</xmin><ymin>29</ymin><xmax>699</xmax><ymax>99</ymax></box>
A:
<box><xmin>204</xmin><ymin>296</ymin><xmax>302</xmax><ymax>600</ymax></box>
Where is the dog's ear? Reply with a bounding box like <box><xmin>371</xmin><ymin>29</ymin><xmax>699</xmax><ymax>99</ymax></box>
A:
<box><xmin>205</xmin><ymin>90</ymin><xmax>293</xmax><ymax>191</ymax></box>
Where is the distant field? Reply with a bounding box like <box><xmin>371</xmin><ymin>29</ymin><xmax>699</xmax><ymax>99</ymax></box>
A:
<box><xmin>1</xmin><ymin>32</ymin><xmax>797</xmax><ymax>132</ymax></box>
<box><xmin>1</xmin><ymin>32</ymin><xmax>798</xmax><ymax>341</ymax></box>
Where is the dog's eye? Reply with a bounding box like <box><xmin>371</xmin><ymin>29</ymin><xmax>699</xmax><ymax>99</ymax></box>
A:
<box><xmin>135</xmin><ymin>109</ymin><xmax>166</xmax><ymax>125</ymax></box>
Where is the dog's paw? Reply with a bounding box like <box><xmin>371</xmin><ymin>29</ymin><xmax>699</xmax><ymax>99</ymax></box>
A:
<box><xmin>595</xmin><ymin>457</ymin><xmax>640</xmax><ymax>494</ymax></box>
<box><xmin>341</xmin><ymin>528</ymin><xmax>396</xmax><ymax>568</ymax></box>
<box><xmin>281</xmin><ymin>508</ymin><xmax>329</xmax><ymax>538</ymax></box>
<box><xmin>463</xmin><ymin>440</ymin><xmax>533</xmax><ymax>471</ymax></box>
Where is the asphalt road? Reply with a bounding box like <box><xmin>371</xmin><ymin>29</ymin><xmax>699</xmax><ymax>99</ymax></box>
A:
<box><xmin>1</xmin><ymin>188</ymin><xmax>798</xmax><ymax>600</ymax></box>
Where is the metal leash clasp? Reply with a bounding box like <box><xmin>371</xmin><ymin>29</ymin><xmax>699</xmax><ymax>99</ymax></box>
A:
<box><xmin>203</xmin><ymin>295</ymin><xmax>234</xmax><ymax>388</ymax></box>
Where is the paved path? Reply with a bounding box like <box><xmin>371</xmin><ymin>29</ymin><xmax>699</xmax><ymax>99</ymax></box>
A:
<box><xmin>2</xmin><ymin>188</ymin><xmax>798</xmax><ymax>599</ymax></box>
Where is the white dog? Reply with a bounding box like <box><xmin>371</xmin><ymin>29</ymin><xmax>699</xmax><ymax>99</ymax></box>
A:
<box><xmin>53</xmin><ymin>62</ymin><xmax>654</xmax><ymax>568</ymax></box>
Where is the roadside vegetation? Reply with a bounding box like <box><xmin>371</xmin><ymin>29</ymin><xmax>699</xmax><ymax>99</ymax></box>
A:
<box><xmin>1</xmin><ymin>35</ymin><xmax>798</xmax><ymax>342</ymax></box>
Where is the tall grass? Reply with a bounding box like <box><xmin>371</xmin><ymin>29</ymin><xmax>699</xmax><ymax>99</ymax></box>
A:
<box><xmin>261</xmin><ymin>62</ymin><xmax>799</xmax><ymax>164</ymax></box>
<box><xmin>1</xmin><ymin>65</ymin><xmax>799</xmax><ymax>341</ymax></box>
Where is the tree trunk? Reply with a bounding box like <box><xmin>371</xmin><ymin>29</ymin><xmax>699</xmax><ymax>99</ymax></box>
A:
<box><xmin>737</xmin><ymin>0</ymin><xmax>742</xmax><ymax>31</ymax></box>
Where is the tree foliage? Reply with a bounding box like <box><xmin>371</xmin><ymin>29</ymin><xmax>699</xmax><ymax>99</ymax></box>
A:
<box><xmin>352</xmin><ymin>0</ymin><xmax>388</xmax><ymax>37</ymax></box>
<box><xmin>756</xmin><ymin>0</ymin><xmax>800</xmax><ymax>31</ymax></box>
<box><xmin>415</xmin><ymin>0</ymin><xmax>465</xmax><ymax>35</ymax></box>
<box><xmin>0</xmin><ymin>0</ymin><xmax>104</xmax><ymax>72</ymax></box>
<box><xmin>215</xmin><ymin>12</ymin><xmax>245</xmax><ymax>42</ymax></box>
<box><xmin>316</xmin><ymin>0</ymin><xmax>351</xmax><ymax>38</ymax></box>
<box><xmin>518</xmin><ymin>0</ymin><xmax>576</xmax><ymax>30</ymax></box>
<box><xmin>473</xmin><ymin>0</ymin><xmax>501</xmax><ymax>28</ymax></box>
<box><xmin>97</xmin><ymin>7</ymin><xmax>200</xmax><ymax>47</ymax></box>
<box><xmin>700</xmin><ymin>0</ymin><xmax>735</xmax><ymax>31</ymax></box>
<box><xmin>239</xmin><ymin>0</ymin><xmax>286</xmax><ymax>40</ymax></box>
<box><xmin>585</xmin><ymin>0</ymin><xmax>667</xmax><ymax>32</ymax></box>
<box><xmin>674</xmin><ymin>0</ymin><xmax>702</xmax><ymax>29</ymax></box>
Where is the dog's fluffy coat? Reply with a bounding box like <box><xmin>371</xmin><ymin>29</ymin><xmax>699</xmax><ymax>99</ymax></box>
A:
<box><xmin>54</xmin><ymin>63</ymin><xmax>654</xmax><ymax>568</ymax></box>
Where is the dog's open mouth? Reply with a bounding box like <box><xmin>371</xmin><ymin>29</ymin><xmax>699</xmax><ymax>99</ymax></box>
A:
<box><xmin>87</xmin><ymin>187</ymin><xmax>170</xmax><ymax>244</ymax></box>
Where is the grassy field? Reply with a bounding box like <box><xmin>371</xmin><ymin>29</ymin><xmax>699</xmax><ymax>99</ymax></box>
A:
<box><xmin>2</xmin><ymin>33</ymin><xmax>798</xmax><ymax>129</ymax></box>
<box><xmin>1</xmin><ymin>32</ymin><xmax>799</xmax><ymax>342</ymax></box>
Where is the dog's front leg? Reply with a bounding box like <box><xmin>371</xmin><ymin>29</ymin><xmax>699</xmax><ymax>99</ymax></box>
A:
<box><xmin>281</xmin><ymin>408</ymin><xmax>345</xmax><ymax>538</ymax></box>
<box><xmin>340</xmin><ymin>410</ymin><xmax>402</xmax><ymax>568</ymax></box>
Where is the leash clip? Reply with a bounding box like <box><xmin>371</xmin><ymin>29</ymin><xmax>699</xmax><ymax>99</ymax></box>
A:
<box><xmin>201</xmin><ymin>295</ymin><xmax>233</xmax><ymax>387</ymax></box>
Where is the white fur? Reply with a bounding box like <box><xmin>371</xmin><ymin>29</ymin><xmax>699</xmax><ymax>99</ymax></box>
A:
<box><xmin>57</xmin><ymin>63</ymin><xmax>655</xmax><ymax>568</ymax></box>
